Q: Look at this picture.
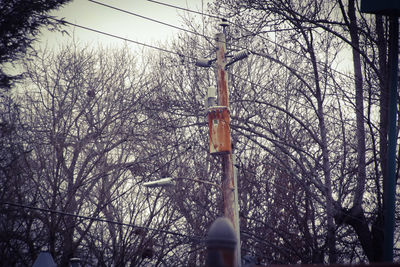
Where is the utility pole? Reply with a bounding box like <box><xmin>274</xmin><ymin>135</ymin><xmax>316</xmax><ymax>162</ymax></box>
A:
<box><xmin>215</xmin><ymin>24</ymin><xmax>239</xmax><ymax>267</ymax></box>
<box><xmin>215</xmin><ymin>29</ymin><xmax>236</xmax><ymax>226</ymax></box>
<box><xmin>198</xmin><ymin>19</ymin><xmax>248</xmax><ymax>266</ymax></box>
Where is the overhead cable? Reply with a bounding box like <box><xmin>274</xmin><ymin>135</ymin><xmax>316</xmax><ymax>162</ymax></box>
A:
<box><xmin>2</xmin><ymin>201</ymin><xmax>202</xmax><ymax>241</ymax></box>
<box><xmin>57</xmin><ymin>19</ymin><xmax>197</xmax><ymax>60</ymax></box>
<box><xmin>147</xmin><ymin>0</ymin><xmax>224</xmax><ymax>20</ymax></box>
<box><xmin>88</xmin><ymin>0</ymin><xmax>213</xmax><ymax>41</ymax></box>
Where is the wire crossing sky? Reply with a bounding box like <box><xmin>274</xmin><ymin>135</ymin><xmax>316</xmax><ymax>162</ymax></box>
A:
<box><xmin>41</xmin><ymin>0</ymin><xmax>213</xmax><ymax>48</ymax></box>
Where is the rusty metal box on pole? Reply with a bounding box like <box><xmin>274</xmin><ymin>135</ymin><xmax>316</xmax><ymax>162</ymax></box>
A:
<box><xmin>208</xmin><ymin>106</ymin><xmax>232</xmax><ymax>155</ymax></box>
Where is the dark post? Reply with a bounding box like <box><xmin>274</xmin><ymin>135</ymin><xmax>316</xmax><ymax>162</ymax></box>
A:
<box><xmin>383</xmin><ymin>16</ymin><xmax>398</xmax><ymax>262</ymax></box>
<box><xmin>206</xmin><ymin>217</ymin><xmax>237</xmax><ymax>267</ymax></box>
<box><xmin>360</xmin><ymin>3</ymin><xmax>399</xmax><ymax>262</ymax></box>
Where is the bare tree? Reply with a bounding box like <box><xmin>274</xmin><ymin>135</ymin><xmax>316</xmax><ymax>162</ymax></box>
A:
<box><xmin>10</xmin><ymin>42</ymin><xmax>185</xmax><ymax>266</ymax></box>
<box><xmin>206</xmin><ymin>0</ymin><xmax>398</xmax><ymax>263</ymax></box>
<box><xmin>5</xmin><ymin>0</ymin><xmax>397</xmax><ymax>265</ymax></box>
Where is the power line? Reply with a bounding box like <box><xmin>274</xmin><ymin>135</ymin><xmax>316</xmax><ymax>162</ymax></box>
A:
<box><xmin>147</xmin><ymin>0</ymin><xmax>223</xmax><ymax>20</ymax></box>
<box><xmin>88</xmin><ymin>0</ymin><xmax>213</xmax><ymax>41</ymax></box>
<box><xmin>57</xmin><ymin>19</ymin><xmax>197</xmax><ymax>60</ymax></box>
<box><xmin>86</xmin><ymin>0</ymin><xmax>352</xmax><ymax>87</ymax></box>
<box><xmin>47</xmin><ymin>18</ymin><xmax>344</xmax><ymax>205</ymax></box>
<box><xmin>1</xmin><ymin>201</ymin><xmax>202</xmax><ymax>241</ymax></box>
<box><xmin>91</xmin><ymin>0</ymin><xmax>239</xmax><ymax>51</ymax></box>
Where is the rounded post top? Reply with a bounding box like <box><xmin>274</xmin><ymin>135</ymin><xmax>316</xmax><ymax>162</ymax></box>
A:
<box><xmin>206</xmin><ymin>217</ymin><xmax>237</xmax><ymax>249</ymax></box>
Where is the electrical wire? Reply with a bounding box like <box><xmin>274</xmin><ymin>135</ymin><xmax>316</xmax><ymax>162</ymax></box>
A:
<box><xmin>51</xmin><ymin>11</ymin><xmax>360</xmax><ymax>145</ymax></box>
<box><xmin>84</xmin><ymin>2</ymin><xmax>358</xmax><ymax>129</ymax></box>
<box><xmin>1</xmin><ymin>201</ymin><xmax>203</xmax><ymax>242</ymax></box>
<box><xmin>88</xmin><ymin>0</ymin><xmax>213</xmax><ymax>41</ymax></box>
<box><xmin>147</xmin><ymin>0</ymin><xmax>224</xmax><ymax>20</ymax></box>
<box><xmin>55</xmin><ymin>20</ymin><xmax>360</xmax><ymax>128</ymax></box>
<box><xmin>57</xmin><ymin>19</ymin><xmax>197</xmax><ymax>60</ymax></box>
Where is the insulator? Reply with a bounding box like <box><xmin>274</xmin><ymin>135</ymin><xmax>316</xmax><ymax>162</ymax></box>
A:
<box><xmin>196</xmin><ymin>58</ymin><xmax>212</xmax><ymax>67</ymax></box>
<box><xmin>232</xmin><ymin>50</ymin><xmax>249</xmax><ymax>61</ymax></box>
<box><xmin>208</xmin><ymin>86</ymin><xmax>217</xmax><ymax>99</ymax></box>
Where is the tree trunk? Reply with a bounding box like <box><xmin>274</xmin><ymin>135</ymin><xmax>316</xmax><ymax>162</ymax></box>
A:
<box><xmin>336</xmin><ymin>0</ymin><xmax>384</xmax><ymax>261</ymax></box>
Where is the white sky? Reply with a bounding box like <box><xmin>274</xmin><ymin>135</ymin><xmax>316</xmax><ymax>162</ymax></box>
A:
<box><xmin>40</xmin><ymin>0</ymin><xmax>214</xmax><ymax>49</ymax></box>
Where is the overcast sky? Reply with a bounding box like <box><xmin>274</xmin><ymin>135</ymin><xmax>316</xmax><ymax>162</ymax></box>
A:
<box><xmin>40</xmin><ymin>0</ymin><xmax>214</xmax><ymax>49</ymax></box>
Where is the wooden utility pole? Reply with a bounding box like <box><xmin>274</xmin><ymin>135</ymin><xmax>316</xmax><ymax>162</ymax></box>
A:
<box><xmin>204</xmin><ymin>21</ymin><xmax>246</xmax><ymax>266</ymax></box>
<box><xmin>214</xmin><ymin>31</ymin><xmax>241</xmax><ymax>267</ymax></box>
<box><xmin>215</xmin><ymin>32</ymin><xmax>236</xmax><ymax>228</ymax></box>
